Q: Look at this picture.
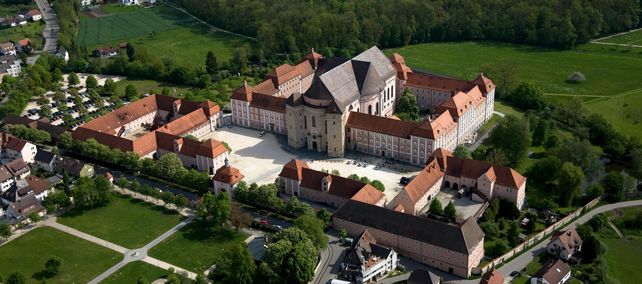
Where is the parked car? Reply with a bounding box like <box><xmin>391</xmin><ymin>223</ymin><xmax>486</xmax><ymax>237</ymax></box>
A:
<box><xmin>259</xmin><ymin>131</ymin><xmax>266</xmax><ymax>137</ymax></box>
<box><xmin>400</xmin><ymin>177</ymin><xmax>411</xmax><ymax>185</ymax></box>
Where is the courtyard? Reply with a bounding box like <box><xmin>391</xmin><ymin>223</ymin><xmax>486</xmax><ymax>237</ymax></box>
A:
<box><xmin>201</xmin><ymin>126</ymin><xmax>422</xmax><ymax>202</ymax></box>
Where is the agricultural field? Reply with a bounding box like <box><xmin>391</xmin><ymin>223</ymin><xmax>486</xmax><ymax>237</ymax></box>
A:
<box><xmin>599</xmin><ymin>206</ymin><xmax>642</xmax><ymax>283</ymax></box>
<box><xmin>78</xmin><ymin>4</ymin><xmax>249</xmax><ymax>68</ymax></box>
<box><xmin>389</xmin><ymin>41</ymin><xmax>642</xmax><ymax>138</ymax></box>
<box><xmin>58</xmin><ymin>195</ymin><xmax>183</xmax><ymax>249</ymax></box>
<box><xmin>149</xmin><ymin>222</ymin><xmax>248</xmax><ymax>273</ymax></box>
<box><xmin>0</xmin><ymin>227</ymin><xmax>121</xmax><ymax>283</ymax></box>
<box><xmin>596</xmin><ymin>28</ymin><xmax>642</xmax><ymax>46</ymax></box>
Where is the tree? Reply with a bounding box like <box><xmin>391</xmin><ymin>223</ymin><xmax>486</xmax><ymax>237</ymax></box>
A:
<box><xmin>528</xmin><ymin>156</ymin><xmax>562</xmax><ymax>183</ymax></box>
<box><xmin>453</xmin><ymin>145</ymin><xmax>472</xmax><ymax>159</ymax></box>
<box><xmin>45</xmin><ymin>256</ymin><xmax>63</xmax><ymax>277</ymax></box>
<box><xmin>6</xmin><ymin>272</ymin><xmax>25</xmax><ymax>284</ymax></box>
<box><xmin>557</xmin><ymin>139</ymin><xmax>604</xmax><ymax>183</ymax></box>
<box><xmin>230</xmin><ymin>202</ymin><xmax>251</xmax><ymax>233</ymax></box>
<box><xmin>582</xmin><ymin>233</ymin><xmax>601</xmax><ymax>262</ymax></box>
<box><xmin>126</xmin><ymin>43</ymin><xmax>136</xmax><ymax>61</ymax></box>
<box><xmin>481</xmin><ymin>61</ymin><xmax>517</xmax><ymax>98</ymax></box>
<box><xmin>205</xmin><ymin>51</ymin><xmax>218</xmax><ymax>74</ymax></box>
<box><xmin>294</xmin><ymin>213</ymin><xmax>329</xmax><ymax>249</ymax></box>
<box><xmin>86</xmin><ymin>75</ymin><xmax>98</xmax><ymax>90</ymax></box>
<box><xmin>102</xmin><ymin>78</ymin><xmax>117</xmax><ymax>97</ymax></box>
<box><xmin>347</xmin><ymin>174</ymin><xmax>360</xmax><ymax>181</ymax></box>
<box><xmin>232</xmin><ymin>47</ymin><xmax>248</xmax><ymax>72</ymax></box>
<box><xmin>602</xmin><ymin>172</ymin><xmax>632</xmax><ymax>202</ymax></box>
<box><xmin>359</xmin><ymin>176</ymin><xmax>370</xmax><ymax>184</ymax></box>
<box><xmin>316</xmin><ymin>208</ymin><xmax>332</xmax><ymax>226</ymax></box>
<box><xmin>137</xmin><ymin>276</ymin><xmax>150</xmax><ymax>284</ymax></box>
<box><xmin>0</xmin><ymin>223</ymin><xmax>11</xmax><ymax>241</ymax></box>
<box><xmin>213</xmin><ymin>193</ymin><xmax>231</xmax><ymax>227</ymax></box>
<box><xmin>370</xmin><ymin>180</ymin><xmax>385</xmax><ymax>192</ymax></box>
<box><xmin>258</xmin><ymin>228</ymin><xmax>317</xmax><ymax>284</ymax></box>
<box><xmin>68</xmin><ymin>72</ymin><xmax>79</xmax><ymax>86</ymax></box>
<box><xmin>488</xmin><ymin>115</ymin><xmax>531</xmax><ymax>165</ymax></box>
<box><xmin>339</xmin><ymin>228</ymin><xmax>348</xmax><ymax>241</ymax></box>
<box><xmin>429</xmin><ymin>199</ymin><xmax>443</xmax><ymax>216</ymax></box>
<box><xmin>28</xmin><ymin>212</ymin><xmax>40</xmax><ymax>223</ymax></box>
<box><xmin>507</xmin><ymin>221</ymin><xmax>520</xmax><ymax>246</ymax></box>
<box><xmin>531</xmin><ymin>119</ymin><xmax>550</xmax><ymax>146</ymax></box>
<box><xmin>510</xmin><ymin>82</ymin><xmax>545</xmax><ymax>111</ymax></box>
<box><xmin>72</xmin><ymin>176</ymin><xmax>112</xmax><ymax>209</ymax></box>
<box><xmin>125</xmin><ymin>84</ymin><xmax>139</xmax><ymax>101</ymax></box>
<box><xmin>216</xmin><ymin>243</ymin><xmax>255</xmax><ymax>284</ymax></box>
<box><xmin>331</xmin><ymin>169</ymin><xmax>340</xmax><ymax>176</ymax></box>
<box><xmin>395</xmin><ymin>88</ymin><xmax>419</xmax><ymax>121</ymax></box>
<box><xmin>558</xmin><ymin>162</ymin><xmax>584</xmax><ymax>206</ymax></box>
<box><xmin>488</xmin><ymin>239</ymin><xmax>510</xmax><ymax>257</ymax></box>
<box><xmin>444</xmin><ymin>201</ymin><xmax>457</xmax><ymax>221</ymax></box>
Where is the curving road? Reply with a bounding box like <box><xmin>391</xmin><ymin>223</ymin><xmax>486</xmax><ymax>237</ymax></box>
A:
<box><xmin>34</xmin><ymin>0</ymin><xmax>59</xmax><ymax>54</ymax></box>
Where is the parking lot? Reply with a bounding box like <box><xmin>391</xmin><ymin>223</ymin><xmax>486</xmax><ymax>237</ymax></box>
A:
<box><xmin>200</xmin><ymin>126</ymin><xmax>421</xmax><ymax>202</ymax></box>
<box><xmin>21</xmin><ymin>73</ymin><xmax>125</xmax><ymax>129</ymax></box>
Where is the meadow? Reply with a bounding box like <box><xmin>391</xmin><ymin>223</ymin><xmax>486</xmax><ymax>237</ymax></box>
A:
<box><xmin>597</xmin><ymin>28</ymin><xmax>642</xmax><ymax>45</ymax></box>
<box><xmin>389</xmin><ymin>41</ymin><xmax>642</xmax><ymax>138</ymax></box>
<box><xmin>0</xmin><ymin>21</ymin><xmax>45</xmax><ymax>49</ymax></box>
<box><xmin>78</xmin><ymin>4</ymin><xmax>249</xmax><ymax>67</ymax></box>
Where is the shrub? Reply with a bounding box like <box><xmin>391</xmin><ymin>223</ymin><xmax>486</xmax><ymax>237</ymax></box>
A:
<box><xmin>567</xmin><ymin>71</ymin><xmax>586</xmax><ymax>83</ymax></box>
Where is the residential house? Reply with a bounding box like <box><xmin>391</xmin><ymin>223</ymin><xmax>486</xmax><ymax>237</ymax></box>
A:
<box><xmin>480</xmin><ymin>268</ymin><xmax>504</xmax><ymax>284</ymax></box>
<box><xmin>332</xmin><ymin>200</ymin><xmax>485</xmax><ymax>277</ymax></box>
<box><xmin>547</xmin><ymin>228</ymin><xmax>583</xmax><ymax>260</ymax></box>
<box><xmin>34</xmin><ymin>149</ymin><xmax>57</xmax><ymax>172</ymax></box>
<box><xmin>407</xmin><ymin>269</ymin><xmax>441</xmax><ymax>284</ymax></box>
<box><xmin>2</xmin><ymin>175</ymin><xmax>52</xmax><ymax>204</ymax></box>
<box><xmin>17</xmin><ymin>38</ymin><xmax>30</xmax><ymax>53</ymax></box>
<box><xmin>531</xmin><ymin>259</ymin><xmax>571</xmax><ymax>284</ymax></box>
<box><xmin>93</xmin><ymin>46</ymin><xmax>119</xmax><ymax>58</ymax></box>
<box><xmin>55</xmin><ymin>46</ymin><xmax>69</xmax><ymax>62</ymax></box>
<box><xmin>0</xmin><ymin>164</ymin><xmax>15</xmax><ymax>192</ymax></box>
<box><xmin>4</xmin><ymin>194</ymin><xmax>44</xmax><ymax>220</ymax></box>
<box><xmin>25</xmin><ymin>10</ymin><xmax>41</xmax><ymax>21</ymax></box>
<box><xmin>81</xmin><ymin>0</ymin><xmax>92</xmax><ymax>6</ymax></box>
<box><xmin>0</xmin><ymin>54</ymin><xmax>22</xmax><ymax>80</ymax></box>
<box><xmin>340</xmin><ymin>229</ymin><xmax>398</xmax><ymax>283</ymax></box>
<box><xmin>10</xmin><ymin>16</ymin><xmax>27</xmax><ymax>27</ymax></box>
<box><xmin>56</xmin><ymin>156</ymin><xmax>94</xmax><ymax>178</ymax></box>
<box><xmin>278</xmin><ymin>159</ymin><xmax>386</xmax><ymax>208</ymax></box>
<box><xmin>212</xmin><ymin>158</ymin><xmax>244</xmax><ymax>198</ymax></box>
<box><xmin>5</xmin><ymin>158</ymin><xmax>30</xmax><ymax>181</ymax></box>
<box><xmin>0</xmin><ymin>42</ymin><xmax>16</xmax><ymax>56</ymax></box>
<box><xmin>122</xmin><ymin>0</ymin><xmax>139</xmax><ymax>6</ymax></box>
<box><xmin>3</xmin><ymin>135</ymin><xmax>38</xmax><ymax>163</ymax></box>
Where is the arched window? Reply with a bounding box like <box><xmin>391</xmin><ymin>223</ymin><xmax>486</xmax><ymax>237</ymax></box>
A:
<box><xmin>375</xmin><ymin>103</ymin><xmax>379</xmax><ymax>115</ymax></box>
<box><xmin>304</xmin><ymin>116</ymin><xmax>307</xmax><ymax>129</ymax></box>
<box><xmin>312</xmin><ymin>116</ymin><xmax>316</xmax><ymax>127</ymax></box>
<box><xmin>368</xmin><ymin>105</ymin><xmax>372</xmax><ymax>115</ymax></box>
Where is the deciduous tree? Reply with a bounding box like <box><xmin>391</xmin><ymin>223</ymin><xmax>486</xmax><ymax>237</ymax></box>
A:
<box><xmin>558</xmin><ymin>162</ymin><xmax>584</xmax><ymax>206</ymax></box>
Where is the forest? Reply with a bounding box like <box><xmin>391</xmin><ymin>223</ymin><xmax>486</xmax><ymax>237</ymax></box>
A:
<box><xmin>174</xmin><ymin>0</ymin><xmax>641</xmax><ymax>55</ymax></box>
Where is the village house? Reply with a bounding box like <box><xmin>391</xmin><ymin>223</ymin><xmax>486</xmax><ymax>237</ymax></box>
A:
<box><xmin>81</xmin><ymin>0</ymin><xmax>92</xmax><ymax>6</ymax></box>
<box><xmin>407</xmin><ymin>269</ymin><xmax>441</xmax><ymax>284</ymax></box>
<box><xmin>0</xmin><ymin>42</ymin><xmax>16</xmax><ymax>56</ymax></box>
<box><xmin>25</xmin><ymin>9</ymin><xmax>41</xmax><ymax>21</ymax></box>
<box><xmin>4</xmin><ymin>194</ymin><xmax>44</xmax><ymax>220</ymax></box>
<box><xmin>531</xmin><ymin>259</ymin><xmax>572</xmax><ymax>284</ymax></box>
<box><xmin>278</xmin><ymin>159</ymin><xmax>386</xmax><ymax>208</ymax></box>
<box><xmin>56</xmin><ymin>156</ymin><xmax>94</xmax><ymax>178</ymax></box>
<box><xmin>231</xmin><ymin>47</ymin><xmax>495</xmax><ymax>166</ymax></box>
<box><xmin>1</xmin><ymin>134</ymin><xmax>38</xmax><ymax>163</ymax></box>
<box><xmin>340</xmin><ymin>230</ymin><xmax>398</xmax><ymax>283</ymax></box>
<box><xmin>93</xmin><ymin>46</ymin><xmax>119</xmax><ymax>58</ymax></box>
<box><xmin>10</xmin><ymin>16</ymin><xmax>27</xmax><ymax>27</ymax></box>
<box><xmin>0</xmin><ymin>54</ymin><xmax>22</xmax><ymax>80</ymax></box>
<box><xmin>0</xmin><ymin>158</ymin><xmax>31</xmax><ymax>193</ymax></box>
<box><xmin>2</xmin><ymin>175</ymin><xmax>52</xmax><ymax>205</ymax></box>
<box><xmin>72</xmin><ymin>95</ymin><xmax>229</xmax><ymax>175</ymax></box>
<box><xmin>34</xmin><ymin>149</ymin><xmax>57</xmax><ymax>173</ymax></box>
<box><xmin>332</xmin><ymin>200</ymin><xmax>485</xmax><ymax>277</ymax></box>
<box><xmin>547</xmin><ymin>228</ymin><xmax>583</xmax><ymax>260</ymax></box>
<box><xmin>212</xmin><ymin>158</ymin><xmax>244</xmax><ymax>198</ymax></box>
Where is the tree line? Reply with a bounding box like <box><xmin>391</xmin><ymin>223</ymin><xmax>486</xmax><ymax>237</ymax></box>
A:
<box><xmin>174</xmin><ymin>0</ymin><xmax>641</xmax><ymax>55</ymax></box>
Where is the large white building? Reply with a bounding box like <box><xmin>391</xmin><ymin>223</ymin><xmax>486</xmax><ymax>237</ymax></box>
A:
<box><xmin>231</xmin><ymin>47</ymin><xmax>496</xmax><ymax>166</ymax></box>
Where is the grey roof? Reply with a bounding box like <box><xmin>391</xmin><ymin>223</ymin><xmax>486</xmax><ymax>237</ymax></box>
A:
<box><xmin>407</xmin><ymin>269</ymin><xmax>441</xmax><ymax>284</ymax></box>
<box><xmin>332</xmin><ymin>200</ymin><xmax>484</xmax><ymax>254</ymax></box>
<box><xmin>344</xmin><ymin>230</ymin><xmax>393</xmax><ymax>267</ymax></box>
<box><xmin>302</xmin><ymin>46</ymin><xmax>395</xmax><ymax>114</ymax></box>
<box><xmin>35</xmin><ymin>150</ymin><xmax>56</xmax><ymax>164</ymax></box>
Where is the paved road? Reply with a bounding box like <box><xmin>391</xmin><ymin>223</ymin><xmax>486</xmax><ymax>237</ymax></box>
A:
<box><xmin>497</xmin><ymin>200</ymin><xmax>642</xmax><ymax>281</ymax></box>
<box><xmin>34</xmin><ymin>0</ymin><xmax>59</xmax><ymax>53</ymax></box>
<box><xmin>312</xmin><ymin>231</ymin><xmax>346</xmax><ymax>284</ymax></box>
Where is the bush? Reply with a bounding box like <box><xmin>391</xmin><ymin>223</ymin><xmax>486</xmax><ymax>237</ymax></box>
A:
<box><xmin>567</xmin><ymin>71</ymin><xmax>586</xmax><ymax>83</ymax></box>
<box><xmin>45</xmin><ymin>256</ymin><xmax>63</xmax><ymax>277</ymax></box>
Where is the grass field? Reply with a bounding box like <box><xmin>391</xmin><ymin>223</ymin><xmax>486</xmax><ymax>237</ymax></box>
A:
<box><xmin>0</xmin><ymin>227</ymin><xmax>121</xmax><ymax>283</ymax></box>
<box><xmin>0</xmin><ymin>21</ymin><xmax>45</xmax><ymax>49</ymax></box>
<box><xmin>115</xmin><ymin>79</ymin><xmax>194</xmax><ymax>97</ymax></box>
<box><xmin>58</xmin><ymin>195</ymin><xmax>182</xmax><ymax>249</ymax></box>
<box><xmin>149</xmin><ymin>222</ymin><xmax>247</xmax><ymax>272</ymax></box>
<box><xmin>103</xmin><ymin>261</ymin><xmax>169</xmax><ymax>284</ymax></box>
<box><xmin>78</xmin><ymin>4</ymin><xmax>249</xmax><ymax>67</ymax></box>
<box><xmin>597</xmin><ymin>29</ymin><xmax>642</xmax><ymax>45</ymax></box>
<box><xmin>389</xmin><ymin>41</ymin><xmax>642</xmax><ymax>138</ymax></box>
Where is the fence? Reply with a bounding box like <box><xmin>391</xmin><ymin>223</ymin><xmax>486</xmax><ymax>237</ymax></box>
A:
<box><xmin>479</xmin><ymin>197</ymin><xmax>600</xmax><ymax>274</ymax></box>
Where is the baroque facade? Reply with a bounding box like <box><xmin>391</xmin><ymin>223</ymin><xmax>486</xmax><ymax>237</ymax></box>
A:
<box><xmin>231</xmin><ymin>46</ymin><xmax>496</xmax><ymax>166</ymax></box>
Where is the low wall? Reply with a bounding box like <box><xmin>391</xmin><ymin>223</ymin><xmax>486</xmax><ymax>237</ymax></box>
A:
<box><xmin>480</xmin><ymin>198</ymin><xmax>600</xmax><ymax>274</ymax></box>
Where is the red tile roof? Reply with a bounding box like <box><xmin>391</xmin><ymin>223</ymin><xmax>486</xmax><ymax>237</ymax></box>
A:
<box><xmin>268</xmin><ymin>64</ymin><xmax>299</xmax><ymax>86</ymax></box>
<box><xmin>213</xmin><ymin>165</ymin><xmax>244</xmax><ymax>184</ymax></box>
<box><xmin>250</xmin><ymin>93</ymin><xmax>287</xmax><ymax>113</ymax></box>
<box><xmin>18</xmin><ymin>38</ymin><xmax>30</xmax><ymax>47</ymax></box>
<box><xmin>405</xmin><ymin>72</ymin><xmax>476</xmax><ymax>93</ymax></box>
<box><xmin>551</xmin><ymin>228</ymin><xmax>583</xmax><ymax>254</ymax></box>
<box><xmin>4</xmin><ymin>137</ymin><xmax>28</xmax><ymax>152</ymax></box>
<box><xmin>437</xmin><ymin>150</ymin><xmax>525</xmax><ymax>189</ymax></box>
<box><xmin>279</xmin><ymin>159</ymin><xmax>309</xmax><ymax>180</ymax></box>
<box><xmin>403</xmin><ymin>159</ymin><xmax>443</xmax><ymax>203</ymax></box>
<box><xmin>346</xmin><ymin>111</ymin><xmax>456</xmax><ymax>140</ymax></box>
<box><xmin>480</xmin><ymin>268</ymin><xmax>504</xmax><ymax>284</ymax></box>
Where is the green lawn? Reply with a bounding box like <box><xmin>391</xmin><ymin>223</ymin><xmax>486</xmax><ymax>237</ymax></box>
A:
<box><xmin>149</xmin><ymin>222</ymin><xmax>248</xmax><ymax>273</ymax></box>
<box><xmin>602</xmin><ymin>238</ymin><xmax>642</xmax><ymax>283</ymax></box>
<box><xmin>389</xmin><ymin>41</ymin><xmax>642</xmax><ymax>138</ymax></box>
<box><xmin>0</xmin><ymin>227</ymin><xmax>121</xmax><ymax>283</ymax></box>
<box><xmin>0</xmin><ymin>21</ymin><xmax>45</xmax><ymax>49</ymax></box>
<box><xmin>115</xmin><ymin>79</ymin><xmax>194</xmax><ymax>97</ymax></box>
<box><xmin>78</xmin><ymin>4</ymin><xmax>249</xmax><ymax>67</ymax></box>
<box><xmin>58</xmin><ymin>195</ymin><xmax>182</xmax><ymax>249</ymax></box>
<box><xmin>597</xmin><ymin>29</ymin><xmax>642</xmax><ymax>45</ymax></box>
<box><xmin>102</xmin><ymin>261</ymin><xmax>169</xmax><ymax>284</ymax></box>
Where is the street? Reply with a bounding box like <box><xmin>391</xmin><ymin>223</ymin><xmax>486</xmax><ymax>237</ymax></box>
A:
<box><xmin>28</xmin><ymin>0</ymin><xmax>60</xmax><ymax>64</ymax></box>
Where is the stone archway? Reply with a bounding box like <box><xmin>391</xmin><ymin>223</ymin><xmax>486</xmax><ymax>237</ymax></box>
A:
<box><xmin>445</xmin><ymin>181</ymin><xmax>451</xmax><ymax>188</ymax></box>
<box><xmin>453</xmin><ymin>183</ymin><xmax>459</xmax><ymax>190</ymax></box>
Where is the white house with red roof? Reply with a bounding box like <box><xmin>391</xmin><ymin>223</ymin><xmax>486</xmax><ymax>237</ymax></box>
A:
<box><xmin>212</xmin><ymin>158</ymin><xmax>244</xmax><ymax>198</ymax></box>
<box><xmin>1</xmin><ymin>134</ymin><xmax>37</xmax><ymax>163</ymax></box>
<box><xmin>547</xmin><ymin>228</ymin><xmax>583</xmax><ymax>260</ymax></box>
